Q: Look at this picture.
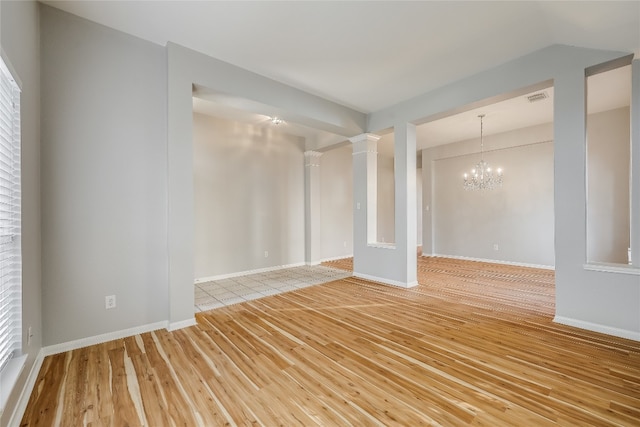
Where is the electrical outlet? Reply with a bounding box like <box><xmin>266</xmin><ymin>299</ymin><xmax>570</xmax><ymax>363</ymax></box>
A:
<box><xmin>356</xmin><ymin>202</ymin><xmax>361</xmax><ymax>210</ymax></box>
<box><xmin>105</xmin><ymin>295</ymin><xmax>116</xmax><ymax>310</ymax></box>
<box><xmin>343</xmin><ymin>241</ymin><xmax>347</xmax><ymax>248</ymax></box>
<box><xmin>264</xmin><ymin>251</ymin><xmax>268</xmax><ymax>258</ymax></box>
<box><xmin>493</xmin><ymin>244</ymin><xmax>499</xmax><ymax>251</ymax></box>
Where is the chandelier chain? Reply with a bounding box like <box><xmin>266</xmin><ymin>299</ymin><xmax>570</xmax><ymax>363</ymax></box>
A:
<box><xmin>463</xmin><ymin>114</ymin><xmax>503</xmax><ymax>191</ymax></box>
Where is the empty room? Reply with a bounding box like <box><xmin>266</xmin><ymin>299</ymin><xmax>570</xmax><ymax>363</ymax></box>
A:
<box><xmin>2</xmin><ymin>1</ymin><xmax>640</xmax><ymax>426</ymax></box>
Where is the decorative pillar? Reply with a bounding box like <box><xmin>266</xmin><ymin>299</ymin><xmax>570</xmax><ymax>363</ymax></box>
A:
<box><xmin>304</xmin><ymin>151</ymin><xmax>323</xmax><ymax>265</ymax></box>
<box><xmin>394</xmin><ymin>123</ymin><xmax>418</xmax><ymax>284</ymax></box>
<box><xmin>421</xmin><ymin>148</ymin><xmax>434</xmax><ymax>256</ymax></box>
<box><xmin>350</xmin><ymin>134</ymin><xmax>379</xmax><ymax>248</ymax></box>
<box><xmin>631</xmin><ymin>60</ymin><xmax>640</xmax><ymax>267</ymax></box>
<box><xmin>350</xmin><ymin>129</ymin><xmax>417</xmax><ymax>288</ymax></box>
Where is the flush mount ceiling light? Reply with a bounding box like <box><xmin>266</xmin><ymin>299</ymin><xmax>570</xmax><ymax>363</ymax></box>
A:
<box><xmin>463</xmin><ymin>114</ymin><xmax>503</xmax><ymax>191</ymax></box>
<box><xmin>270</xmin><ymin>117</ymin><xmax>284</xmax><ymax>125</ymax></box>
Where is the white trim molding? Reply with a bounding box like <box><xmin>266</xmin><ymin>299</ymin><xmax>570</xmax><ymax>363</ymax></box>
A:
<box><xmin>430</xmin><ymin>253</ymin><xmax>555</xmax><ymax>270</ymax></box>
<box><xmin>6</xmin><ymin>318</ymin><xmax>198</xmax><ymax>425</ymax></box>
<box><xmin>194</xmin><ymin>262</ymin><xmax>306</xmax><ymax>284</ymax></box>
<box><xmin>353</xmin><ymin>272</ymin><xmax>418</xmax><ymax>289</ymax></box>
<box><xmin>320</xmin><ymin>254</ymin><xmax>354</xmax><ymax>263</ymax></box>
<box><xmin>368</xmin><ymin>242</ymin><xmax>397</xmax><ymax>250</ymax></box>
<box><xmin>6</xmin><ymin>351</ymin><xmax>43</xmax><ymax>427</ymax></box>
<box><xmin>554</xmin><ymin>316</ymin><xmax>640</xmax><ymax>342</ymax></box>
<box><xmin>583</xmin><ymin>262</ymin><xmax>640</xmax><ymax>276</ymax></box>
<box><xmin>41</xmin><ymin>321</ymin><xmax>168</xmax><ymax>357</ymax></box>
<box><xmin>167</xmin><ymin>318</ymin><xmax>197</xmax><ymax>332</ymax></box>
<box><xmin>1</xmin><ymin>354</ymin><xmax>27</xmax><ymax>416</ymax></box>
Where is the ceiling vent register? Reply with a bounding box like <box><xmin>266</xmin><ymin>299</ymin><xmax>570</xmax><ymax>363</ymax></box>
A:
<box><xmin>527</xmin><ymin>92</ymin><xmax>549</xmax><ymax>103</ymax></box>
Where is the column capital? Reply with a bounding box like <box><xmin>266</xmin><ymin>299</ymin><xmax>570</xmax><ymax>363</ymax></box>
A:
<box><xmin>350</xmin><ymin>133</ymin><xmax>380</xmax><ymax>156</ymax></box>
<box><xmin>304</xmin><ymin>150</ymin><xmax>322</xmax><ymax>167</ymax></box>
<box><xmin>349</xmin><ymin>133</ymin><xmax>381</xmax><ymax>144</ymax></box>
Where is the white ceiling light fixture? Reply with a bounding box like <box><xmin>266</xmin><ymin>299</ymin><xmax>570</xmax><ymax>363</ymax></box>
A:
<box><xmin>270</xmin><ymin>117</ymin><xmax>284</xmax><ymax>125</ymax></box>
<box><xmin>463</xmin><ymin>114</ymin><xmax>503</xmax><ymax>191</ymax></box>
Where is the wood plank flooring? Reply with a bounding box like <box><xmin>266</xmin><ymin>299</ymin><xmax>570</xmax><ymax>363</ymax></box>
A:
<box><xmin>21</xmin><ymin>257</ymin><xmax>640</xmax><ymax>426</ymax></box>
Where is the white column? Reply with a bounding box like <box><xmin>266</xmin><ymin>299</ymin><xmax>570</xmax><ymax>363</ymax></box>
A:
<box><xmin>350</xmin><ymin>134</ymin><xmax>380</xmax><ymax>246</ymax></box>
<box><xmin>304</xmin><ymin>151</ymin><xmax>323</xmax><ymax>265</ymax></box>
<box><xmin>349</xmin><ymin>129</ymin><xmax>417</xmax><ymax>288</ymax></box>
<box><xmin>631</xmin><ymin>60</ymin><xmax>640</xmax><ymax>267</ymax></box>
<box><xmin>421</xmin><ymin>148</ymin><xmax>434</xmax><ymax>256</ymax></box>
<box><xmin>394</xmin><ymin>122</ymin><xmax>418</xmax><ymax>284</ymax></box>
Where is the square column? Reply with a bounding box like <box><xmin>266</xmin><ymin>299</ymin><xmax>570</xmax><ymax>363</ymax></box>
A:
<box><xmin>421</xmin><ymin>148</ymin><xmax>434</xmax><ymax>256</ymax></box>
<box><xmin>350</xmin><ymin>128</ymin><xmax>417</xmax><ymax>288</ymax></box>
<box><xmin>395</xmin><ymin>123</ymin><xmax>418</xmax><ymax>279</ymax></box>
<box><xmin>631</xmin><ymin>60</ymin><xmax>640</xmax><ymax>267</ymax></box>
<box><xmin>304</xmin><ymin>151</ymin><xmax>323</xmax><ymax>265</ymax></box>
<box><xmin>350</xmin><ymin>134</ymin><xmax>379</xmax><ymax>247</ymax></box>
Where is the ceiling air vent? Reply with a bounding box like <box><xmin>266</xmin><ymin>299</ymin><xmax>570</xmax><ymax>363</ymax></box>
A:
<box><xmin>527</xmin><ymin>91</ymin><xmax>548</xmax><ymax>103</ymax></box>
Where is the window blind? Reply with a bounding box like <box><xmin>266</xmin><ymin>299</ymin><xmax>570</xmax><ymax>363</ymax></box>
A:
<box><xmin>0</xmin><ymin>57</ymin><xmax>21</xmax><ymax>375</ymax></box>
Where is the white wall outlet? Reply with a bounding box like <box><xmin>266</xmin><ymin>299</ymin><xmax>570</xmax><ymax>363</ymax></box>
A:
<box><xmin>343</xmin><ymin>241</ymin><xmax>347</xmax><ymax>248</ymax></box>
<box><xmin>105</xmin><ymin>295</ymin><xmax>116</xmax><ymax>310</ymax></box>
<box><xmin>356</xmin><ymin>202</ymin><xmax>361</xmax><ymax>210</ymax></box>
<box><xmin>493</xmin><ymin>244</ymin><xmax>499</xmax><ymax>251</ymax></box>
<box><xmin>264</xmin><ymin>251</ymin><xmax>268</xmax><ymax>258</ymax></box>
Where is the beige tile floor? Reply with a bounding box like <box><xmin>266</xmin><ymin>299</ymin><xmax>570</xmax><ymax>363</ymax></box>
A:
<box><xmin>194</xmin><ymin>264</ymin><xmax>351</xmax><ymax>312</ymax></box>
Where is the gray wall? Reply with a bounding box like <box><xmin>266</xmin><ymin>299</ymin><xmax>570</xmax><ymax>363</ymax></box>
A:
<box><xmin>319</xmin><ymin>145</ymin><xmax>353</xmax><ymax>260</ymax></box>
<box><xmin>351</xmin><ymin>125</ymin><xmax>418</xmax><ymax>286</ymax></box>
<box><xmin>425</xmin><ymin>107</ymin><xmax>631</xmax><ymax>268</ymax></box>
<box><xmin>377</xmin><ymin>155</ymin><xmax>395</xmax><ymax>244</ymax></box>
<box><xmin>40</xmin><ymin>6</ymin><xmax>168</xmax><ymax>345</ymax></box>
<box><xmin>375</xmin><ymin>158</ymin><xmax>424</xmax><ymax>247</ymax></box>
<box><xmin>167</xmin><ymin>43</ymin><xmax>365</xmax><ymax>326</ymax></box>
<box><xmin>0</xmin><ymin>1</ymin><xmax>41</xmax><ymax>423</ymax></box>
<box><xmin>416</xmin><ymin>167</ymin><xmax>423</xmax><ymax>248</ymax></box>
<box><xmin>320</xmin><ymin>142</ymin><xmax>422</xmax><ymax>254</ymax></box>
<box><xmin>586</xmin><ymin>107</ymin><xmax>630</xmax><ymax>264</ymax></box>
<box><xmin>390</xmin><ymin>44</ymin><xmax>639</xmax><ymax>338</ymax></box>
<box><xmin>193</xmin><ymin>113</ymin><xmax>305</xmax><ymax>278</ymax></box>
<box><xmin>432</xmin><ymin>135</ymin><xmax>555</xmax><ymax>266</ymax></box>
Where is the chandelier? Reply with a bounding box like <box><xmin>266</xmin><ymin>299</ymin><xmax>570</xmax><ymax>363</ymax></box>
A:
<box><xmin>463</xmin><ymin>114</ymin><xmax>503</xmax><ymax>191</ymax></box>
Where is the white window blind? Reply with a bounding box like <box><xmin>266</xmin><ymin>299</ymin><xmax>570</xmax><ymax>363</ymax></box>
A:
<box><xmin>0</xmin><ymin>56</ymin><xmax>21</xmax><ymax>375</ymax></box>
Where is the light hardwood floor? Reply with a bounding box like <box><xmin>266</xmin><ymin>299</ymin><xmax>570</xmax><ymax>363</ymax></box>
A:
<box><xmin>21</xmin><ymin>257</ymin><xmax>640</xmax><ymax>426</ymax></box>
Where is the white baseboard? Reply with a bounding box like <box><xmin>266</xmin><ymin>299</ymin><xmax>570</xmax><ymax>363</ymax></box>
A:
<box><xmin>320</xmin><ymin>254</ymin><xmax>354</xmax><ymax>263</ymax></box>
<box><xmin>167</xmin><ymin>318</ymin><xmax>197</xmax><ymax>331</ymax></box>
<box><xmin>305</xmin><ymin>261</ymin><xmax>321</xmax><ymax>266</ymax></box>
<box><xmin>6</xmin><ymin>317</ymin><xmax>196</xmax><ymax>425</ymax></box>
<box><xmin>7</xmin><ymin>350</ymin><xmax>44</xmax><ymax>427</ymax></box>
<box><xmin>353</xmin><ymin>272</ymin><xmax>418</xmax><ymax>289</ymax></box>
<box><xmin>429</xmin><ymin>253</ymin><xmax>555</xmax><ymax>270</ymax></box>
<box><xmin>554</xmin><ymin>316</ymin><xmax>640</xmax><ymax>342</ymax></box>
<box><xmin>195</xmin><ymin>262</ymin><xmax>306</xmax><ymax>284</ymax></box>
<box><xmin>41</xmin><ymin>321</ymin><xmax>168</xmax><ymax>357</ymax></box>
<box><xmin>7</xmin><ymin>317</ymin><xmax>199</xmax><ymax>425</ymax></box>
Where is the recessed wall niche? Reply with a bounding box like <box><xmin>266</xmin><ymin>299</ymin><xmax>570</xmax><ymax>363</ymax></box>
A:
<box><xmin>586</xmin><ymin>65</ymin><xmax>632</xmax><ymax>265</ymax></box>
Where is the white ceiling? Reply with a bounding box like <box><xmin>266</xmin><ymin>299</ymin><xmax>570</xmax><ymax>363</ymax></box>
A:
<box><xmin>414</xmin><ymin>64</ymin><xmax>631</xmax><ymax>149</ymax></box>
<box><xmin>44</xmin><ymin>1</ymin><xmax>638</xmax><ymax>150</ymax></box>
<box><xmin>192</xmin><ymin>64</ymin><xmax>631</xmax><ymax>154</ymax></box>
